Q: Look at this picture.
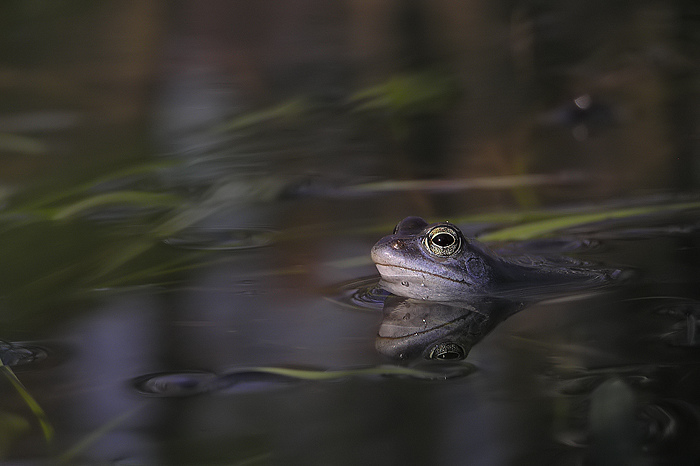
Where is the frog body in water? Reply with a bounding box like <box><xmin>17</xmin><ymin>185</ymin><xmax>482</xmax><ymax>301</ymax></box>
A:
<box><xmin>371</xmin><ymin>216</ymin><xmax>618</xmax><ymax>302</ymax></box>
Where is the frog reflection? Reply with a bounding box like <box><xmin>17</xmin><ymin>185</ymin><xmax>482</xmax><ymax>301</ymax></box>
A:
<box><xmin>371</xmin><ymin>216</ymin><xmax>617</xmax><ymax>302</ymax></box>
<box><xmin>375</xmin><ymin>296</ymin><xmax>520</xmax><ymax>361</ymax></box>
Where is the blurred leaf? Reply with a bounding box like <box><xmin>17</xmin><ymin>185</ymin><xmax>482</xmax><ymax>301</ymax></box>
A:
<box><xmin>15</xmin><ymin>160</ymin><xmax>180</xmax><ymax>213</ymax></box>
<box><xmin>345</xmin><ymin>173</ymin><xmax>584</xmax><ymax>194</ymax></box>
<box><xmin>215</xmin><ymin>98</ymin><xmax>307</xmax><ymax>133</ymax></box>
<box><xmin>0</xmin><ymin>221</ymin><xmax>105</xmax><ymax>314</ymax></box>
<box><xmin>50</xmin><ymin>191</ymin><xmax>181</xmax><ymax>220</ymax></box>
<box><xmin>350</xmin><ymin>71</ymin><xmax>458</xmax><ymax>116</ymax></box>
<box><xmin>0</xmin><ymin>133</ymin><xmax>47</xmax><ymax>155</ymax></box>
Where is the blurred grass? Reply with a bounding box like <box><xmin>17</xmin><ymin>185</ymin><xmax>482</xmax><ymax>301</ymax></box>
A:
<box><xmin>0</xmin><ymin>133</ymin><xmax>47</xmax><ymax>155</ymax></box>
<box><xmin>50</xmin><ymin>191</ymin><xmax>180</xmax><ymax>221</ymax></box>
<box><xmin>0</xmin><ymin>83</ymin><xmax>696</xmax><ymax>329</ymax></box>
<box><xmin>214</xmin><ymin>98</ymin><xmax>308</xmax><ymax>133</ymax></box>
<box><xmin>350</xmin><ymin>70</ymin><xmax>458</xmax><ymax>117</ymax></box>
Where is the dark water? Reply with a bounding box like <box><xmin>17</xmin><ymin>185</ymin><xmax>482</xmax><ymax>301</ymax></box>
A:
<box><xmin>0</xmin><ymin>2</ymin><xmax>699</xmax><ymax>465</ymax></box>
<box><xmin>3</xmin><ymin>200</ymin><xmax>700</xmax><ymax>465</ymax></box>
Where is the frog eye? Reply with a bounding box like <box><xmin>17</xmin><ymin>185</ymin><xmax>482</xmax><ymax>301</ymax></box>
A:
<box><xmin>423</xmin><ymin>225</ymin><xmax>461</xmax><ymax>257</ymax></box>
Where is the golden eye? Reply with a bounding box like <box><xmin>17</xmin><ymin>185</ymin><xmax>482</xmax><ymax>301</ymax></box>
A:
<box><xmin>423</xmin><ymin>225</ymin><xmax>461</xmax><ymax>257</ymax></box>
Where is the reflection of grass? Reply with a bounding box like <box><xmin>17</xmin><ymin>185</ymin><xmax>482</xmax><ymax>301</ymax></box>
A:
<box><xmin>244</xmin><ymin>364</ymin><xmax>468</xmax><ymax>381</ymax></box>
<box><xmin>58</xmin><ymin>403</ymin><xmax>145</xmax><ymax>464</ymax></box>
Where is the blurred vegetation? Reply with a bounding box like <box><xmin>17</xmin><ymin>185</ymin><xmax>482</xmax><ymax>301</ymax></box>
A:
<box><xmin>0</xmin><ymin>135</ymin><xmax>697</xmax><ymax>328</ymax></box>
<box><xmin>350</xmin><ymin>71</ymin><xmax>458</xmax><ymax>127</ymax></box>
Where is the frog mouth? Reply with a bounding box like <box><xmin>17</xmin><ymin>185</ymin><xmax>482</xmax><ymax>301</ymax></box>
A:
<box><xmin>373</xmin><ymin>262</ymin><xmax>464</xmax><ymax>285</ymax></box>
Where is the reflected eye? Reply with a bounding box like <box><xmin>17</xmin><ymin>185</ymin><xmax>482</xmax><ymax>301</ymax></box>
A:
<box><xmin>423</xmin><ymin>225</ymin><xmax>461</xmax><ymax>257</ymax></box>
<box><xmin>427</xmin><ymin>342</ymin><xmax>466</xmax><ymax>360</ymax></box>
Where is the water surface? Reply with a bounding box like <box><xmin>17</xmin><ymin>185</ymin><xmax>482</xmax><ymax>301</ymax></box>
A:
<box><xmin>0</xmin><ymin>2</ymin><xmax>698</xmax><ymax>465</ymax></box>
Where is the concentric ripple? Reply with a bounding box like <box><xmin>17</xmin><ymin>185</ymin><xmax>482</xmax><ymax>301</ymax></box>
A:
<box><xmin>133</xmin><ymin>370</ymin><xmax>302</xmax><ymax>398</ymax></box>
<box><xmin>0</xmin><ymin>340</ymin><xmax>49</xmax><ymax>367</ymax></box>
<box><xmin>132</xmin><ymin>371</ymin><xmax>217</xmax><ymax>397</ymax></box>
<box><xmin>324</xmin><ymin>275</ymin><xmax>390</xmax><ymax>311</ymax></box>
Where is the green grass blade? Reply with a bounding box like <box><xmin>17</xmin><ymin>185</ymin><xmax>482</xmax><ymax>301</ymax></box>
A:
<box><xmin>479</xmin><ymin>201</ymin><xmax>700</xmax><ymax>241</ymax></box>
<box><xmin>0</xmin><ymin>360</ymin><xmax>54</xmax><ymax>443</ymax></box>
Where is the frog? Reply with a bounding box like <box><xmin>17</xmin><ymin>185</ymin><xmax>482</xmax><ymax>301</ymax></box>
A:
<box><xmin>371</xmin><ymin>216</ymin><xmax>618</xmax><ymax>302</ymax></box>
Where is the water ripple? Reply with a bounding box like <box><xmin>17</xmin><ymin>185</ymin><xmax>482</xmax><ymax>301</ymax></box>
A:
<box><xmin>324</xmin><ymin>275</ymin><xmax>389</xmax><ymax>311</ymax></box>
<box><xmin>0</xmin><ymin>340</ymin><xmax>49</xmax><ymax>367</ymax></box>
<box><xmin>133</xmin><ymin>371</ymin><xmax>217</xmax><ymax>397</ymax></box>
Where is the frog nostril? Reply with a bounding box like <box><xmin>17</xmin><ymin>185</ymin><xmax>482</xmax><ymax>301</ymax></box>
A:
<box><xmin>391</xmin><ymin>240</ymin><xmax>405</xmax><ymax>250</ymax></box>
